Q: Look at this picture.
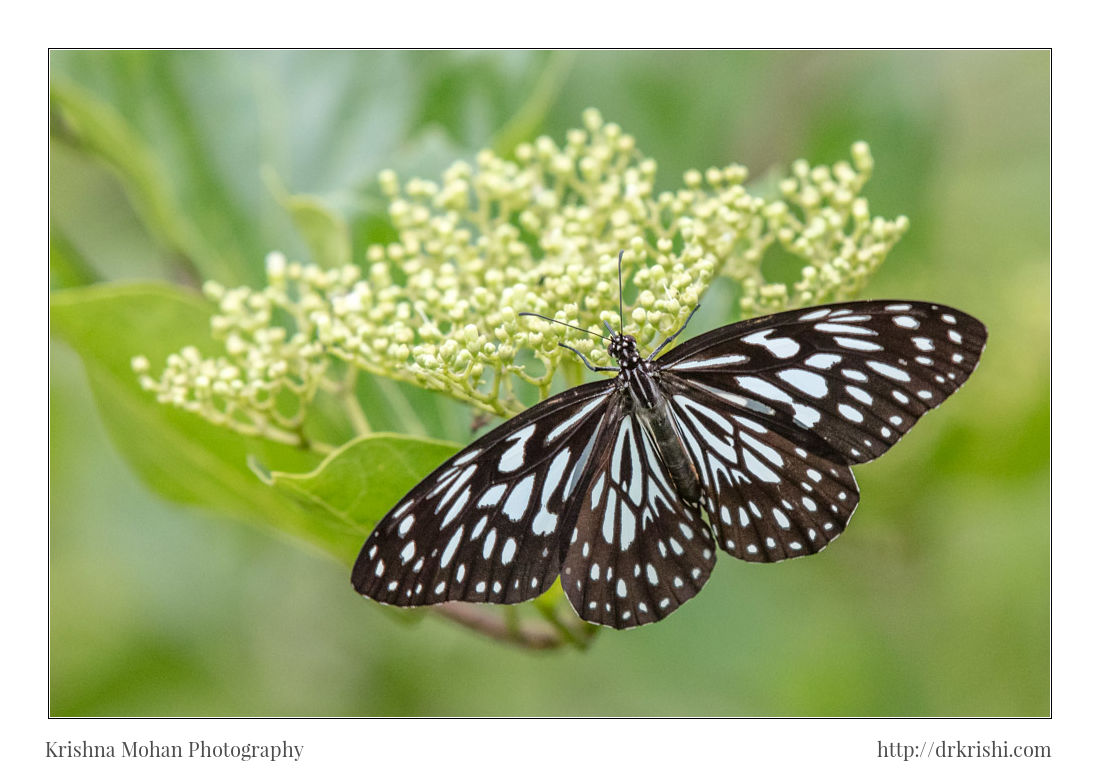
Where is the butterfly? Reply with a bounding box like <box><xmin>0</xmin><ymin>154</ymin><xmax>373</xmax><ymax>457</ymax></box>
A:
<box><xmin>351</xmin><ymin>264</ymin><xmax>987</xmax><ymax>629</ymax></box>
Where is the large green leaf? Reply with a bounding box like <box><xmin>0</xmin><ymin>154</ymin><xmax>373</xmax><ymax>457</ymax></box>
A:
<box><xmin>267</xmin><ymin>435</ymin><xmax>460</xmax><ymax>565</ymax></box>
<box><xmin>50</xmin><ymin>283</ymin><xmax>330</xmax><ymax>553</ymax></box>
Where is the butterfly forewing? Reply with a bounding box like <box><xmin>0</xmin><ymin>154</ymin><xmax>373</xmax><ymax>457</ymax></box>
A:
<box><xmin>351</xmin><ymin>380</ymin><xmax>615</xmax><ymax>606</ymax></box>
<box><xmin>658</xmin><ymin>301</ymin><xmax>987</xmax><ymax>465</ymax></box>
<box><xmin>560</xmin><ymin>406</ymin><xmax>717</xmax><ymax>627</ymax></box>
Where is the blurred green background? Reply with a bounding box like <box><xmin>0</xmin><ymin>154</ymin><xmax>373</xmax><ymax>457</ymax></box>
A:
<box><xmin>49</xmin><ymin>50</ymin><xmax>1049</xmax><ymax>716</ymax></box>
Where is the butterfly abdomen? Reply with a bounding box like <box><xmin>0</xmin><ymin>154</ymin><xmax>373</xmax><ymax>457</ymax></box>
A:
<box><xmin>634</xmin><ymin>392</ymin><xmax>702</xmax><ymax>506</ymax></box>
<box><xmin>623</xmin><ymin>363</ymin><xmax>702</xmax><ymax>506</ymax></box>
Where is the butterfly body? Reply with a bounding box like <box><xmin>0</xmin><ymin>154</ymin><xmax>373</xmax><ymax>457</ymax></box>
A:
<box><xmin>352</xmin><ymin>299</ymin><xmax>987</xmax><ymax>629</ymax></box>
<box><xmin>610</xmin><ymin>332</ymin><xmax>703</xmax><ymax>506</ymax></box>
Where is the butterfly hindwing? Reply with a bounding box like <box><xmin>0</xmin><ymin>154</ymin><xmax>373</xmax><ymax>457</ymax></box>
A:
<box><xmin>560</xmin><ymin>405</ymin><xmax>717</xmax><ymax>628</ymax></box>
<box><xmin>351</xmin><ymin>381</ymin><xmax>615</xmax><ymax>606</ymax></box>
<box><xmin>662</xmin><ymin>374</ymin><xmax>860</xmax><ymax>562</ymax></box>
<box><xmin>658</xmin><ymin>300</ymin><xmax>987</xmax><ymax>465</ymax></box>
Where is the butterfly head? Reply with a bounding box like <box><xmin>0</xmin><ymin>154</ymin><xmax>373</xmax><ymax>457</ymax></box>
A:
<box><xmin>607</xmin><ymin>332</ymin><xmax>641</xmax><ymax>368</ymax></box>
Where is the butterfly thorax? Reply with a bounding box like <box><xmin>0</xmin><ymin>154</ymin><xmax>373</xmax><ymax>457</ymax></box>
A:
<box><xmin>608</xmin><ymin>333</ymin><xmax>659</xmax><ymax>407</ymax></box>
<box><xmin>608</xmin><ymin>332</ymin><xmax>703</xmax><ymax>506</ymax></box>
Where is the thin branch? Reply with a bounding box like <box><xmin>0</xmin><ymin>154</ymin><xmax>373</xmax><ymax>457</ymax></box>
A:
<box><xmin>432</xmin><ymin>602</ymin><xmax>573</xmax><ymax>650</ymax></box>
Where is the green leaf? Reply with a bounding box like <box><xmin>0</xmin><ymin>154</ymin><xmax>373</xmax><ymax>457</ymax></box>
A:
<box><xmin>267</xmin><ymin>434</ymin><xmax>461</xmax><ymax>565</ymax></box>
<box><xmin>49</xmin><ymin>282</ymin><xmax>343</xmax><ymax>555</ymax></box>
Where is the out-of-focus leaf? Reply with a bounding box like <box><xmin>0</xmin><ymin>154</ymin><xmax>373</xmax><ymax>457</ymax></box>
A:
<box><xmin>49</xmin><ymin>224</ymin><xmax>101</xmax><ymax>288</ymax></box>
<box><xmin>262</xmin><ymin>165</ymin><xmax>351</xmax><ymax>269</ymax></box>
<box><xmin>49</xmin><ymin>78</ymin><xmax>216</xmax><ymax>280</ymax></box>
<box><xmin>48</xmin><ymin>51</ymin><xmax>556</xmax><ymax>288</ymax></box>
<box><xmin>267</xmin><ymin>434</ymin><xmax>461</xmax><ymax>565</ymax></box>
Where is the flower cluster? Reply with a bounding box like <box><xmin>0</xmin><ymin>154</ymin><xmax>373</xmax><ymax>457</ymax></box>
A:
<box><xmin>135</xmin><ymin>109</ymin><xmax>906</xmax><ymax>446</ymax></box>
<box><xmin>132</xmin><ymin>261</ymin><xmax>335</xmax><ymax>448</ymax></box>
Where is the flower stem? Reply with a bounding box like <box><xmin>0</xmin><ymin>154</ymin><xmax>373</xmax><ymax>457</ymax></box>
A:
<box><xmin>340</xmin><ymin>368</ymin><xmax>372</xmax><ymax>436</ymax></box>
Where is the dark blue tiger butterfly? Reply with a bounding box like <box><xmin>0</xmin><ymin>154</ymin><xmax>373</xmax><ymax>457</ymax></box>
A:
<box><xmin>352</xmin><ymin>259</ymin><xmax>987</xmax><ymax>629</ymax></box>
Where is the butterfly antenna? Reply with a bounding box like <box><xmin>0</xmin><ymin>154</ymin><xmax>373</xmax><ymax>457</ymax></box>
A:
<box><xmin>617</xmin><ymin>250</ymin><xmax>625</xmax><ymax>335</ymax></box>
<box><xmin>518</xmin><ymin>312</ymin><xmax>610</xmax><ymax>341</ymax></box>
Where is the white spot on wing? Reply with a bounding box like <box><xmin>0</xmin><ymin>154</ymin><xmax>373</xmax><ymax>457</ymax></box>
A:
<box><xmin>478</xmin><ymin>484</ymin><xmax>507</xmax><ymax>508</ymax></box>
<box><xmin>543</xmin><ymin>448</ymin><xmax>572</xmax><ymax>497</ymax></box>
<box><xmin>743</xmin><ymin>448</ymin><xmax>781</xmax><ymax>483</ymax></box>
<box><xmin>440</xmin><ymin>527</ymin><xmax>464</xmax><ymax>568</ymax></box>
<box><xmin>805</xmin><ymin>353</ymin><xmax>842</xmax><ymax>369</ymax></box>
<box><xmin>815</xmin><ymin>323</ymin><xmax>876</xmax><ymax>336</ymax></box>
<box><xmin>792</xmin><ymin>403</ymin><xmax>821</xmax><ymax>428</ymax></box>
<box><xmin>451</xmin><ymin>447</ymin><xmax>482</xmax><ymax>466</ymax></box>
<box><xmin>868</xmin><ymin>361</ymin><xmax>911</xmax><ymax>382</ymax></box>
<box><xmin>778</xmin><ymin>368</ymin><xmax>829</xmax><ymax>398</ymax></box>
<box><xmin>503</xmin><ymin>475</ymin><xmax>535</xmax><ymax>522</ymax></box>
<box><xmin>835</xmin><ymin>336</ymin><xmax>883</xmax><ymax>352</ymax></box>
<box><xmin>742</xmin><ymin>433</ymin><xmax>783</xmax><ymax>467</ymax></box>
<box><xmin>482</xmin><ymin>529</ymin><xmax>497</xmax><ymax>559</ymax></box>
<box><xmin>546</xmin><ymin>396</ymin><xmax>606</xmax><ymax>442</ymax></box>
<box><xmin>736</xmin><ymin>376</ymin><xmax>793</xmax><ymax>403</ymax></box>
<box><xmin>498</xmin><ymin>426</ymin><xmax>536</xmax><ymax>473</ymax></box>
<box><xmin>439</xmin><ymin>486</ymin><xmax>472</xmax><ymax>529</ymax></box>
<box><xmin>590</xmin><ymin>473</ymin><xmax>606</xmax><ymax>509</ymax></box>
<box><xmin>742</xmin><ymin>329</ymin><xmax>800</xmax><ymax>358</ymax></box>
<box><xmin>846</xmin><ymin>385</ymin><xmax>873</xmax><ymax>405</ymax></box>
<box><xmin>838</xmin><ymin>404</ymin><xmax>864</xmax><ymax>422</ymax></box>
<box><xmin>675</xmin><ymin>353</ymin><xmax>749</xmax><ymax>369</ymax></box>
<box><xmin>531</xmin><ymin>506</ymin><xmax>557</xmax><ymax>535</ymax></box>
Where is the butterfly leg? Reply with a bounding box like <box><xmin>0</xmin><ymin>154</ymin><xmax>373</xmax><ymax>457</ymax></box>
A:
<box><xmin>558</xmin><ymin>342</ymin><xmax>618</xmax><ymax>373</ymax></box>
<box><xmin>647</xmin><ymin>305</ymin><xmax>701</xmax><ymax>362</ymax></box>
